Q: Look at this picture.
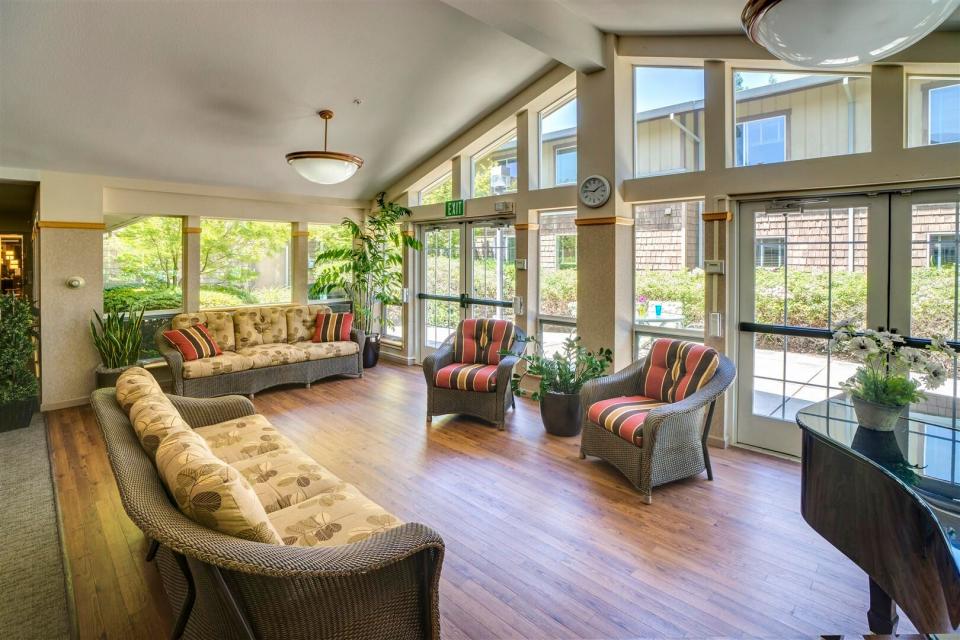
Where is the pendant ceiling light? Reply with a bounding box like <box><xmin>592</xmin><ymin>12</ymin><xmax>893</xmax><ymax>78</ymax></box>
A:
<box><xmin>286</xmin><ymin>109</ymin><xmax>363</xmax><ymax>185</ymax></box>
<box><xmin>742</xmin><ymin>0</ymin><xmax>960</xmax><ymax>68</ymax></box>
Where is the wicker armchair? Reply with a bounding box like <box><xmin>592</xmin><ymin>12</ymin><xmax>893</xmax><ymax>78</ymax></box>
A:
<box><xmin>579</xmin><ymin>338</ymin><xmax>736</xmax><ymax>504</ymax></box>
<box><xmin>422</xmin><ymin>319</ymin><xmax>526</xmax><ymax>430</ymax></box>
<box><xmin>91</xmin><ymin>389</ymin><xmax>444</xmax><ymax>640</ymax></box>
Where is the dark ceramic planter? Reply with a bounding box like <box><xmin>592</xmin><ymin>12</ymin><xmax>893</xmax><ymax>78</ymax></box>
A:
<box><xmin>96</xmin><ymin>365</ymin><xmax>133</xmax><ymax>389</ymax></box>
<box><xmin>0</xmin><ymin>397</ymin><xmax>37</xmax><ymax>432</ymax></box>
<box><xmin>539</xmin><ymin>391</ymin><xmax>583</xmax><ymax>437</ymax></box>
<box><xmin>363</xmin><ymin>333</ymin><xmax>381</xmax><ymax>369</ymax></box>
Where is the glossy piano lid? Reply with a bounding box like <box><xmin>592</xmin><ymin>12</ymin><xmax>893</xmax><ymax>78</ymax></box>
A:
<box><xmin>797</xmin><ymin>393</ymin><xmax>960</xmax><ymax>556</ymax></box>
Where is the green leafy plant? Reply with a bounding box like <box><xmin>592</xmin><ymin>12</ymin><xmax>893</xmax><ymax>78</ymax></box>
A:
<box><xmin>90</xmin><ymin>306</ymin><xmax>145</xmax><ymax>369</ymax></box>
<box><xmin>0</xmin><ymin>294</ymin><xmax>39</xmax><ymax>404</ymax></box>
<box><xmin>507</xmin><ymin>335</ymin><xmax>612</xmax><ymax>400</ymax></box>
<box><xmin>311</xmin><ymin>192</ymin><xmax>422</xmax><ymax>335</ymax></box>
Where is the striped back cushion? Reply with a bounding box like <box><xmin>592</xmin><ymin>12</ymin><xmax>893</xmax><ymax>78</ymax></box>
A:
<box><xmin>313</xmin><ymin>312</ymin><xmax>353</xmax><ymax>343</ymax></box>
<box><xmin>453</xmin><ymin>319</ymin><xmax>516</xmax><ymax>365</ymax></box>
<box><xmin>639</xmin><ymin>339</ymin><xmax>719</xmax><ymax>402</ymax></box>
<box><xmin>163</xmin><ymin>324</ymin><xmax>222</xmax><ymax>361</ymax></box>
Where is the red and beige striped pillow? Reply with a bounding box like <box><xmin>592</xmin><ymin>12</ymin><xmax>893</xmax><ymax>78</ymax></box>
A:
<box><xmin>162</xmin><ymin>323</ymin><xmax>222</xmax><ymax>361</ymax></box>
<box><xmin>312</xmin><ymin>312</ymin><xmax>353</xmax><ymax>343</ymax></box>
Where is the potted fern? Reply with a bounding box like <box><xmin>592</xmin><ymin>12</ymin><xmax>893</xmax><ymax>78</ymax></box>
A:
<box><xmin>509</xmin><ymin>335</ymin><xmax>612</xmax><ymax>436</ymax></box>
<box><xmin>90</xmin><ymin>306</ymin><xmax>145</xmax><ymax>388</ymax></box>
<box><xmin>0</xmin><ymin>294</ymin><xmax>39</xmax><ymax>432</ymax></box>
<box><xmin>311</xmin><ymin>192</ymin><xmax>421</xmax><ymax>367</ymax></box>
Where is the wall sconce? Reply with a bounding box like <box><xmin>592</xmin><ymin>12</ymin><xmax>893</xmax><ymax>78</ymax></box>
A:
<box><xmin>66</xmin><ymin>276</ymin><xmax>86</xmax><ymax>289</ymax></box>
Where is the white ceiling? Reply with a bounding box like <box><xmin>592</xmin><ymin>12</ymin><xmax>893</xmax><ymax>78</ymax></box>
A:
<box><xmin>0</xmin><ymin>0</ymin><xmax>553</xmax><ymax>201</ymax></box>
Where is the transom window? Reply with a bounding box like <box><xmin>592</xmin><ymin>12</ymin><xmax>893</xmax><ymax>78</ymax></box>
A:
<box><xmin>554</xmin><ymin>146</ymin><xmax>577</xmax><ymax>186</ymax></box>
<box><xmin>540</xmin><ymin>95</ymin><xmax>577</xmax><ymax>189</ymax></box>
<box><xmin>929</xmin><ymin>84</ymin><xmax>960</xmax><ymax>145</ymax></box>
<box><xmin>472</xmin><ymin>133</ymin><xmax>518</xmax><ymax>198</ymax></box>
<box><xmin>419</xmin><ymin>171</ymin><xmax>453</xmax><ymax>206</ymax></box>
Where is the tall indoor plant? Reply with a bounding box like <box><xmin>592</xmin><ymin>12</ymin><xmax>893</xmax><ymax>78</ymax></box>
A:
<box><xmin>311</xmin><ymin>192</ymin><xmax>421</xmax><ymax>367</ymax></box>
<box><xmin>509</xmin><ymin>335</ymin><xmax>612</xmax><ymax>436</ymax></box>
<box><xmin>0</xmin><ymin>294</ymin><xmax>39</xmax><ymax>431</ymax></box>
<box><xmin>90</xmin><ymin>306</ymin><xmax>145</xmax><ymax>388</ymax></box>
<box><xmin>831</xmin><ymin>323</ymin><xmax>954</xmax><ymax>430</ymax></box>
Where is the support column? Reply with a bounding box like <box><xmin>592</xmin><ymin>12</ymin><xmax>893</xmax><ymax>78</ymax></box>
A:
<box><xmin>575</xmin><ymin>33</ymin><xmax>635</xmax><ymax>369</ymax></box>
<box><xmin>871</xmin><ymin>65</ymin><xmax>904</xmax><ymax>157</ymax></box>
<box><xmin>291</xmin><ymin>222</ymin><xmax>309</xmax><ymax>304</ymax></box>
<box><xmin>451</xmin><ymin>155</ymin><xmax>468</xmax><ymax>201</ymax></box>
<box><xmin>514</xmin><ymin>109</ymin><xmax>538</xmax><ymax>340</ymax></box>
<box><xmin>182</xmin><ymin>216</ymin><xmax>201</xmax><ymax>312</ymax></box>
<box><xmin>703</xmin><ymin>205</ymin><xmax>731</xmax><ymax>447</ymax></box>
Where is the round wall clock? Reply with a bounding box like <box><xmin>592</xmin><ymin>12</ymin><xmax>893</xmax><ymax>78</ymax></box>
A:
<box><xmin>578</xmin><ymin>175</ymin><xmax>611</xmax><ymax>208</ymax></box>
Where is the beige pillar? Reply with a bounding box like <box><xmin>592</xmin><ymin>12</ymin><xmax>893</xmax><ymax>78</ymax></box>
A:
<box><xmin>702</xmin><ymin>207</ymin><xmax>731</xmax><ymax>447</ymax></box>
<box><xmin>575</xmin><ymin>33</ymin><xmax>635</xmax><ymax>368</ymax></box>
<box><xmin>871</xmin><ymin>65</ymin><xmax>905</xmax><ymax>156</ymax></box>
<box><xmin>451</xmin><ymin>155</ymin><xmax>468</xmax><ymax>201</ymax></box>
<box><xmin>291</xmin><ymin>221</ymin><xmax>309</xmax><ymax>304</ymax></box>
<box><xmin>513</xmin><ymin>109</ymin><xmax>539</xmax><ymax>339</ymax></box>
<box><xmin>182</xmin><ymin>216</ymin><xmax>201</xmax><ymax>312</ymax></box>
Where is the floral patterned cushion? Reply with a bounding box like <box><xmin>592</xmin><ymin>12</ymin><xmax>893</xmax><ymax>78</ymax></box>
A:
<box><xmin>269</xmin><ymin>483</ymin><xmax>402</xmax><ymax>547</ymax></box>
<box><xmin>155</xmin><ymin>428</ymin><xmax>215</xmax><ymax>479</ymax></box>
<box><xmin>172</xmin><ymin>312</ymin><xmax>236</xmax><ymax>352</ymax></box>
<box><xmin>158</xmin><ymin>446</ymin><xmax>282</xmax><ymax>544</ymax></box>
<box><xmin>194</xmin><ymin>414</ymin><xmax>297</xmax><ymax>463</ymax></box>
<box><xmin>237</xmin><ymin>344</ymin><xmax>308</xmax><ymax>369</ymax></box>
<box><xmin>234</xmin><ymin>307</ymin><xmax>287</xmax><ymax>349</ymax></box>
<box><xmin>231</xmin><ymin>448</ymin><xmax>347</xmax><ymax>513</ymax></box>
<box><xmin>129</xmin><ymin>394</ymin><xmax>192</xmax><ymax>459</ymax></box>
<box><xmin>291</xmin><ymin>340</ymin><xmax>359</xmax><ymax>361</ymax></box>
<box><xmin>115</xmin><ymin>366</ymin><xmax>165</xmax><ymax>412</ymax></box>
<box><xmin>285</xmin><ymin>305</ymin><xmax>333</xmax><ymax>343</ymax></box>
<box><xmin>181</xmin><ymin>351</ymin><xmax>254</xmax><ymax>380</ymax></box>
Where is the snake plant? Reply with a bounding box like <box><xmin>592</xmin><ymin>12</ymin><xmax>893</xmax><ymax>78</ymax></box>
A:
<box><xmin>90</xmin><ymin>307</ymin><xmax>144</xmax><ymax>369</ymax></box>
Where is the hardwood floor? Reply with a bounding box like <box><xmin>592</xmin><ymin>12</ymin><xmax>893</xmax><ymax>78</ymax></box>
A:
<box><xmin>46</xmin><ymin>362</ymin><xmax>917</xmax><ymax>638</ymax></box>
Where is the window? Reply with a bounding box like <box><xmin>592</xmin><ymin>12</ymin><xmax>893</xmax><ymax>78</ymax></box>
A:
<box><xmin>382</xmin><ymin>304</ymin><xmax>403</xmax><ymax>343</ymax></box>
<box><xmin>199</xmin><ymin>219</ymin><xmax>291</xmax><ymax>308</ymax></box>
<box><xmin>929</xmin><ymin>84</ymin><xmax>960</xmax><ymax>145</ymax></box>
<box><xmin>736</xmin><ymin>115</ymin><xmax>786</xmax><ymax>166</ymax></box>
<box><xmin>908</xmin><ymin>76</ymin><xmax>960</xmax><ymax>147</ymax></box>
<box><xmin>472</xmin><ymin>133</ymin><xmax>517</xmax><ymax>197</ymax></box>
<box><xmin>419</xmin><ymin>172</ymin><xmax>453</xmax><ymax>206</ymax></box>
<box><xmin>733</xmin><ymin>70</ymin><xmax>870</xmax><ymax>166</ymax></box>
<box><xmin>634</xmin><ymin>67</ymin><xmax>705</xmax><ymax>178</ymax></box>
<box><xmin>308</xmin><ymin>223</ymin><xmax>352</xmax><ymax>301</ymax></box>
<box><xmin>929</xmin><ymin>233</ymin><xmax>958</xmax><ymax>267</ymax></box>
<box><xmin>103</xmin><ymin>215</ymin><xmax>183</xmax><ymax>313</ymax></box>
<box><xmin>540</xmin><ymin>96</ymin><xmax>577</xmax><ymax>188</ymax></box>
<box><xmin>556</xmin><ymin>234</ymin><xmax>577</xmax><ymax>269</ymax></box>
<box><xmin>755</xmin><ymin>236</ymin><xmax>786</xmax><ymax>268</ymax></box>
<box><xmin>539</xmin><ymin>210</ymin><xmax>577</xmax><ymax>319</ymax></box>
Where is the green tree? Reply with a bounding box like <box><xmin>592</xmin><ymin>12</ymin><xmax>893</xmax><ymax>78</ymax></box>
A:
<box><xmin>199</xmin><ymin>219</ymin><xmax>290</xmax><ymax>289</ymax></box>
<box><xmin>109</xmin><ymin>217</ymin><xmax>182</xmax><ymax>288</ymax></box>
<box><xmin>420</xmin><ymin>176</ymin><xmax>453</xmax><ymax>205</ymax></box>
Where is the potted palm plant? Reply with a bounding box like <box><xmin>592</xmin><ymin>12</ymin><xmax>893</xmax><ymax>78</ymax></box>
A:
<box><xmin>90</xmin><ymin>306</ymin><xmax>145</xmax><ymax>388</ymax></box>
<box><xmin>509</xmin><ymin>335</ymin><xmax>612</xmax><ymax>436</ymax></box>
<box><xmin>831</xmin><ymin>323</ymin><xmax>955</xmax><ymax>430</ymax></box>
<box><xmin>312</xmin><ymin>192</ymin><xmax>421</xmax><ymax>368</ymax></box>
<box><xmin>0</xmin><ymin>294</ymin><xmax>39</xmax><ymax>432</ymax></box>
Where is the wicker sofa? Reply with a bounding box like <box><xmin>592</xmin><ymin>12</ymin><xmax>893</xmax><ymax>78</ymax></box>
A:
<box><xmin>158</xmin><ymin>304</ymin><xmax>364</xmax><ymax>397</ymax></box>
<box><xmin>90</xmin><ymin>371</ymin><xmax>444</xmax><ymax>640</ymax></box>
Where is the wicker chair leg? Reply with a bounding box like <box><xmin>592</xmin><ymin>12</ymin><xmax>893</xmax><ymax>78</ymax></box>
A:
<box><xmin>511</xmin><ymin>394</ymin><xmax>516</xmax><ymax>409</ymax></box>
<box><xmin>247</xmin><ymin>393</ymin><xmax>255</xmax><ymax>401</ymax></box>
<box><xmin>305</xmin><ymin>382</ymin><xmax>311</xmax><ymax>389</ymax></box>
<box><xmin>641</xmin><ymin>493</ymin><xmax>653</xmax><ymax>505</ymax></box>
<box><xmin>578</xmin><ymin>450</ymin><xmax>586</xmax><ymax>460</ymax></box>
<box><xmin>702</xmin><ymin>399</ymin><xmax>718</xmax><ymax>481</ymax></box>
<box><xmin>703</xmin><ymin>442</ymin><xmax>714</xmax><ymax>481</ymax></box>
<box><xmin>170</xmin><ymin>552</ymin><xmax>196</xmax><ymax>640</ymax></box>
<box><xmin>426</xmin><ymin>415</ymin><xmax>433</xmax><ymax>423</ymax></box>
<box><xmin>497</xmin><ymin>422</ymin><xmax>505</xmax><ymax>431</ymax></box>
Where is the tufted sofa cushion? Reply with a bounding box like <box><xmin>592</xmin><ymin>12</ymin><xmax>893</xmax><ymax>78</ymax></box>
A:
<box><xmin>172</xmin><ymin>312</ymin><xmax>236</xmax><ymax>352</ymax></box>
<box><xmin>285</xmin><ymin>305</ymin><xmax>333</xmax><ymax>343</ymax></box>
<box><xmin>233</xmin><ymin>307</ymin><xmax>288</xmax><ymax>348</ymax></box>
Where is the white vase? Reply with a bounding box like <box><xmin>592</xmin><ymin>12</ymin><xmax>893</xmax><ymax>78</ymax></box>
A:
<box><xmin>851</xmin><ymin>396</ymin><xmax>905</xmax><ymax>431</ymax></box>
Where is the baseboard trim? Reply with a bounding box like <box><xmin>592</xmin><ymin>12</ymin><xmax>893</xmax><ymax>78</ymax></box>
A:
<box><xmin>707</xmin><ymin>434</ymin><xmax>728</xmax><ymax>449</ymax></box>
<box><xmin>378</xmin><ymin>351</ymin><xmax>416</xmax><ymax>365</ymax></box>
<box><xmin>41</xmin><ymin>397</ymin><xmax>90</xmax><ymax>412</ymax></box>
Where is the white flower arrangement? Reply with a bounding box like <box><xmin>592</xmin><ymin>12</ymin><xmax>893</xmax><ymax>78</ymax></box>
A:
<box><xmin>831</xmin><ymin>323</ymin><xmax>956</xmax><ymax>407</ymax></box>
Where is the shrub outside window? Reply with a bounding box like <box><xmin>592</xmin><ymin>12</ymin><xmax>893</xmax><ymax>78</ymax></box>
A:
<box><xmin>539</xmin><ymin>210</ymin><xmax>577</xmax><ymax>318</ymax></box>
<box><xmin>472</xmin><ymin>133</ymin><xmax>518</xmax><ymax>198</ymax></box>
<box><xmin>907</xmin><ymin>76</ymin><xmax>960</xmax><ymax>147</ymax></box>
<box><xmin>634</xmin><ymin>67</ymin><xmax>705</xmax><ymax>178</ymax></box>
<box><xmin>540</xmin><ymin>96</ymin><xmax>577</xmax><ymax>188</ymax></box>
<box><xmin>199</xmin><ymin>219</ymin><xmax>291</xmax><ymax>308</ymax></box>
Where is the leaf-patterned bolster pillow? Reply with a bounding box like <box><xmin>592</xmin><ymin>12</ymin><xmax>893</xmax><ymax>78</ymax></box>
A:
<box><xmin>312</xmin><ymin>312</ymin><xmax>353</xmax><ymax>343</ymax></box>
<box><xmin>163</xmin><ymin>324</ymin><xmax>222</xmax><ymax>361</ymax></box>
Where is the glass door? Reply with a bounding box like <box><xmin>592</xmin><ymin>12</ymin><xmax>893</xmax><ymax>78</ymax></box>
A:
<box><xmin>737</xmin><ymin>194</ymin><xmax>886</xmax><ymax>456</ymax></box>
<box><xmin>417</xmin><ymin>220</ymin><xmax>516</xmax><ymax>361</ymax></box>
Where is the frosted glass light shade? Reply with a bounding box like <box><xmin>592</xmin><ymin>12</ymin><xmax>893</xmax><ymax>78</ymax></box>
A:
<box><xmin>743</xmin><ymin>0</ymin><xmax>960</xmax><ymax>68</ymax></box>
<box><xmin>286</xmin><ymin>151</ymin><xmax>363</xmax><ymax>185</ymax></box>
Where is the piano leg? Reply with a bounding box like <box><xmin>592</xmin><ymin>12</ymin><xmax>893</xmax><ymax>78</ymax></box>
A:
<box><xmin>866</xmin><ymin>578</ymin><xmax>899</xmax><ymax>635</ymax></box>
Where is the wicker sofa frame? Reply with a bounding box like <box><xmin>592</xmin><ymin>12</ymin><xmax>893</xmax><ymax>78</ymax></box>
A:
<box><xmin>422</xmin><ymin>326</ymin><xmax>527</xmax><ymax>430</ymax></box>
<box><xmin>579</xmin><ymin>352</ymin><xmax>736</xmax><ymax>504</ymax></box>
<box><xmin>157</xmin><ymin>324</ymin><xmax>365</xmax><ymax>398</ymax></box>
<box><xmin>90</xmin><ymin>388</ymin><xmax>444</xmax><ymax>640</ymax></box>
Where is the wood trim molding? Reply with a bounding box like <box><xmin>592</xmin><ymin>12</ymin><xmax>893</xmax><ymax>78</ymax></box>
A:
<box><xmin>515</xmin><ymin>223</ymin><xmax>540</xmax><ymax>231</ymax></box>
<box><xmin>402</xmin><ymin>230</ymin><xmax>415</xmax><ymax>237</ymax></box>
<box><xmin>183</xmin><ymin>227</ymin><xmax>202</xmax><ymax>234</ymax></box>
<box><xmin>291</xmin><ymin>230</ymin><xmax>310</xmax><ymax>238</ymax></box>
<box><xmin>702</xmin><ymin>211</ymin><xmax>733</xmax><ymax>222</ymax></box>
<box><xmin>36</xmin><ymin>221</ymin><xmax>105</xmax><ymax>231</ymax></box>
<box><xmin>574</xmin><ymin>216</ymin><xmax>634</xmax><ymax>227</ymax></box>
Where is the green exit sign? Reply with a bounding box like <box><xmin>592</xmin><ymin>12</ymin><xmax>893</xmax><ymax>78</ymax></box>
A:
<box><xmin>445</xmin><ymin>199</ymin><xmax>464</xmax><ymax>217</ymax></box>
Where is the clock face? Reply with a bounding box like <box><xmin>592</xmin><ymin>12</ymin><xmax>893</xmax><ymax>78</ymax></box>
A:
<box><xmin>579</xmin><ymin>175</ymin><xmax>610</xmax><ymax>208</ymax></box>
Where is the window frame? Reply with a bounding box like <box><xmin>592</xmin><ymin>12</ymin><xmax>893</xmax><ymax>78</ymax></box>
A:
<box><xmin>755</xmin><ymin>235</ymin><xmax>787</xmax><ymax>269</ymax></box>
<box><xmin>419</xmin><ymin>171</ymin><xmax>453</xmax><ymax>206</ymax></box>
<box><xmin>735</xmin><ymin>112</ymin><xmax>790</xmax><ymax>167</ymax></box>
<box><xmin>553</xmin><ymin>144</ymin><xmax>578</xmax><ymax>186</ymax></box>
<box><xmin>928</xmin><ymin>232</ymin><xmax>958</xmax><ymax>268</ymax></box>
<box><xmin>926</xmin><ymin>82</ymin><xmax>960</xmax><ymax>146</ymax></box>
<box><xmin>555</xmin><ymin>232</ymin><xmax>577</xmax><ymax>270</ymax></box>
<box><xmin>470</xmin><ymin>130</ymin><xmax>519</xmax><ymax>198</ymax></box>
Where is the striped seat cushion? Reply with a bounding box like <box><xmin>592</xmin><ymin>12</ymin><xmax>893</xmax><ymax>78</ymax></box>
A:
<box><xmin>453</xmin><ymin>318</ymin><xmax>516</xmax><ymax>365</ymax></box>
<box><xmin>434</xmin><ymin>363</ymin><xmax>499</xmax><ymax>392</ymax></box>
<box><xmin>639</xmin><ymin>338</ymin><xmax>720</xmax><ymax>402</ymax></box>
<box><xmin>587</xmin><ymin>395</ymin><xmax>666</xmax><ymax>447</ymax></box>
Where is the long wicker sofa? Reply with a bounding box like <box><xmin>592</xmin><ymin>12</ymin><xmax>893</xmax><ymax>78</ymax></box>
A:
<box><xmin>91</xmin><ymin>369</ymin><xmax>444</xmax><ymax>640</ymax></box>
<box><xmin>158</xmin><ymin>304</ymin><xmax>364</xmax><ymax>397</ymax></box>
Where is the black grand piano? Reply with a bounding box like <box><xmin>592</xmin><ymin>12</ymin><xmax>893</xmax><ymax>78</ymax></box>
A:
<box><xmin>797</xmin><ymin>394</ymin><xmax>960</xmax><ymax>634</ymax></box>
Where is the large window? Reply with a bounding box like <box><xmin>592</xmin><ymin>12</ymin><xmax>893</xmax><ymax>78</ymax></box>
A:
<box><xmin>419</xmin><ymin>172</ymin><xmax>453</xmax><ymax>206</ymax></box>
<box><xmin>472</xmin><ymin>133</ymin><xmax>518</xmax><ymax>198</ymax></box>
<box><xmin>634</xmin><ymin>67</ymin><xmax>705</xmax><ymax>178</ymax></box>
<box><xmin>539</xmin><ymin>209</ymin><xmax>577</xmax><ymax>355</ymax></box>
<box><xmin>733</xmin><ymin>70</ymin><xmax>871</xmax><ymax>166</ymax></box>
<box><xmin>103</xmin><ymin>215</ymin><xmax>183</xmax><ymax>313</ymax></box>
<box><xmin>540</xmin><ymin>96</ymin><xmax>577</xmax><ymax>188</ymax></box>
<box><xmin>307</xmin><ymin>223</ymin><xmax>352</xmax><ymax>302</ymax></box>
<box><xmin>907</xmin><ymin>76</ymin><xmax>960</xmax><ymax>147</ymax></box>
<box><xmin>199</xmin><ymin>219</ymin><xmax>291</xmax><ymax>308</ymax></box>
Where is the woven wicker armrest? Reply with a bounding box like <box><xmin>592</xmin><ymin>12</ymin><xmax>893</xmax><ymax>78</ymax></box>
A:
<box><xmin>351</xmin><ymin>327</ymin><xmax>366</xmax><ymax>352</ymax></box>
<box><xmin>422</xmin><ymin>335</ymin><xmax>455</xmax><ymax>381</ymax></box>
<box><xmin>155</xmin><ymin>325</ymin><xmax>185</xmax><ymax>392</ymax></box>
<box><xmin>166</xmin><ymin>393</ymin><xmax>256</xmax><ymax>428</ymax></box>
<box><xmin>495</xmin><ymin>355</ymin><xmax>519</xmax><ymax>391</ymax></box>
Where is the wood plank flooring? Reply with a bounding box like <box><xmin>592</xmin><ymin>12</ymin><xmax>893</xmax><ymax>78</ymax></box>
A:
<box><xmin>45</xmin><ymin>362</ymin><xmax>918</xmax><ymax>638</ymax></box>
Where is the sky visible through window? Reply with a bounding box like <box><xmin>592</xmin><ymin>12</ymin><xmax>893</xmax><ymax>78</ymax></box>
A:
<box><xmin>542</xmin><ymin>98</ymin><xmax>577</xmax><ymax>134</ymax></box>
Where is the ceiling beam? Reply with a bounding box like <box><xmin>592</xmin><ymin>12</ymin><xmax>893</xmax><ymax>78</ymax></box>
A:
<box><xmin>441</xmin><ymin>0</ymin><xmax>605</xmax><ymax>73</ymax></box>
